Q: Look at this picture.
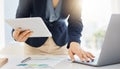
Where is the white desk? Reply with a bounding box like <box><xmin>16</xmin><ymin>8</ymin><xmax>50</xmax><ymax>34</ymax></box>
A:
<box><xmin>0</xmin><ymin>46</ymin><xmax>120</xmax><ymax>69</ymax></box>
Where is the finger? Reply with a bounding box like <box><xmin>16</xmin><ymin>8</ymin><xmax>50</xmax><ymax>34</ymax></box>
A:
<box><xmin>21</xmin><ymin>32</ymin><xmax>33</xmax><ymax>42</ymax></box>
<box><xmin>87</xmin><ymin>52</ymin><xmax>95</xmax><ymax>58</ymax></box>
<box><xmin>18</xmin><ymin>30</ymin><xmax>31</xmax><ymax>41</ymax></box>
<box><xmin>86</xmin><ymin>52</ymin><xmax>94</xmax><ymax>61</ymax></box>
<box><xmin>82</xmin><ymin>53</ymin><xmax>90</xmax><ymax>62</ymax></box>
<box><xmin>76</xmin><ymin>51</ymin><xmax>84</xmax><ymax>62</ymax></box>
<box><xmin>68</xmin><ymin>50</ymin><xmax>75</xmax><ymax>62</ymax></box>
<box><xmin>13</xmin><ymin>28</ymin><xmax>22</xmax><ymax>39</ymax></box>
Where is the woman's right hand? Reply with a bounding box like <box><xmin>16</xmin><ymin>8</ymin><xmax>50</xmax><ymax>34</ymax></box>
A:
<box><xmin>13</xmin><ymin>28</ymin><xmax>33</xmax><ymax>42</ymax></box>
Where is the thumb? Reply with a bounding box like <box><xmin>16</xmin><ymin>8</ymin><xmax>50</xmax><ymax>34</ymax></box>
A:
<box><xmin>68</xmin><ymin>50</ymin><xmax>75</xmax><ymax>62</ymax></box>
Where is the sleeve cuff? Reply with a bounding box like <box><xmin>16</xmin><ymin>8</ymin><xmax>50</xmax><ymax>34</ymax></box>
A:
<box><xmin>67</xmin><ymin>37</ymin><xmax>81</xmax><ymax>49</ymax></box>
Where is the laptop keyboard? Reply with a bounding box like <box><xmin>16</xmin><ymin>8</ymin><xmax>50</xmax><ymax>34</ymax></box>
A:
<box><xmin>68</xmin><ymin>54</ymin><xmax>100</xmax><ymax>65</ymax></box>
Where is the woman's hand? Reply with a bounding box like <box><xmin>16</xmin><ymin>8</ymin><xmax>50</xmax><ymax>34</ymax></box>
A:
<box><xmin>68</xmin><ymin>42</ymin><xmax>95</xmax><ymax>62</ymax></box>
<box><xmin>13</xmin><ymin>28</ymin><xmax>33</xmax><ymax>42</ymax></box>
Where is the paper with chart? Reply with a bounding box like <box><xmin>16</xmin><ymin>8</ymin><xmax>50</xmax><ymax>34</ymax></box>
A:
<box><xmin>1</xmin><ymin>56</ymin><xmax>66</xmax><ymax>69</ymax></box>
<box><xmin>16</xmin><ymin>56</ymin><xmax>66</xmax><ymax>69</ymax></box>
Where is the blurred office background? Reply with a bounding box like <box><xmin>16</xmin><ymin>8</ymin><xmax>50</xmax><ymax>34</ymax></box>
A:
<box><xmin>0</xmin><ymin>0</ymin><xmax>4</xmax><ymax>49</ymax></box>
<box><xmin>3</xmin><ymin>0</ymin><xmax>120</xmax><ymax>50</ymax></box>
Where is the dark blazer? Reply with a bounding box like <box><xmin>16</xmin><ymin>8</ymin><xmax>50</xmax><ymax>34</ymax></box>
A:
<box><xmin>15</xmin><ymin>0</ymin><xmax>83</xmax><ymax>48</ymax></box>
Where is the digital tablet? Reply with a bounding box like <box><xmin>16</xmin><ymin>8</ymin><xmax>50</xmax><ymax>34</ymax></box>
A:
<box><xmin>5</xmin><ymin>17</ymin><xmax>52</xmax><ymax>37</ymax></box>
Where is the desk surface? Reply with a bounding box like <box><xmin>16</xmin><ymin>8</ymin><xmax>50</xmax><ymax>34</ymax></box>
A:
<box><xmin>0</xmin><ymin>46</ymin><xmax>120</xmax><ymax>69</ymax></box>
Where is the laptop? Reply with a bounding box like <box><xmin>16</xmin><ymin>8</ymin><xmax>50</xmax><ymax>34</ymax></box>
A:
<box><xmin>72</xmin><ymin>14</ymin><xmax>120</xmax><ymax>66</ymax></box>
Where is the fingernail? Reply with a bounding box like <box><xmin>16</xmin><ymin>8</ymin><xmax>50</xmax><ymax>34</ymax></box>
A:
<box><xmin>87</xmin><ymin>61</ymin><xmax>90</xmax><ymax>62</ymax></box>
<box><xmin>92</xmin><ymin>59</ymin><xmax>94</xmax><ymax>62</ymax></box>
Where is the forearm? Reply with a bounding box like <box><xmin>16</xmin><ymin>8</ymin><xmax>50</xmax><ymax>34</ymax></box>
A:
<box><xmin>67</xmin><ymin>19</ymin><xmax>83</xmax><ymax>48</ymax></box>
<box><xmin>16</xmin><ymin>0</ymin><xmax>32</xmax><ymax>18</ymax></box>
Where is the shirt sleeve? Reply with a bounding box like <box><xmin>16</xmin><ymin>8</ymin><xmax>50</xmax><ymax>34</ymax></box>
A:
<box><xmin>67</xmin><ymin>0</ymin><xmax>83</xmax><ymax>48</ymax></box>
<box><xmin>16</xmin><ymin>0</ymin><xmax>32</xmax><ymax>18</ymax></box>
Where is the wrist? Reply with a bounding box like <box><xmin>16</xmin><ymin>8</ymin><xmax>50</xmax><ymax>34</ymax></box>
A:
<box><xmin>70</xmin><ymin>42</ymin><xmax>80</xmax><ymax>48</ymax></box>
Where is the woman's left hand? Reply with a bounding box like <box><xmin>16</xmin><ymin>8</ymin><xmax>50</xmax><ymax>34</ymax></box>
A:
<box><xmin>68</xmin><ymin>42</ymin><xmax>95</xmax><ymax>62</ymax></box>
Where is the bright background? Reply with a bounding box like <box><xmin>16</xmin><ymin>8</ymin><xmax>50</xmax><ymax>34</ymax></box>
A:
<box><xmin>0</xmin><ymin>0</ymin><xmax>120</xmax><ymax>50</ymax></box>
<box><xmin>81</xmin><ymin>0</ymin><xmax>120</xmax><ymax>51</ymax></box>
<box><xmin>0</xmin><ymin>0</ymin><xmax>5</xmax><ymax>50</ymax></box>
